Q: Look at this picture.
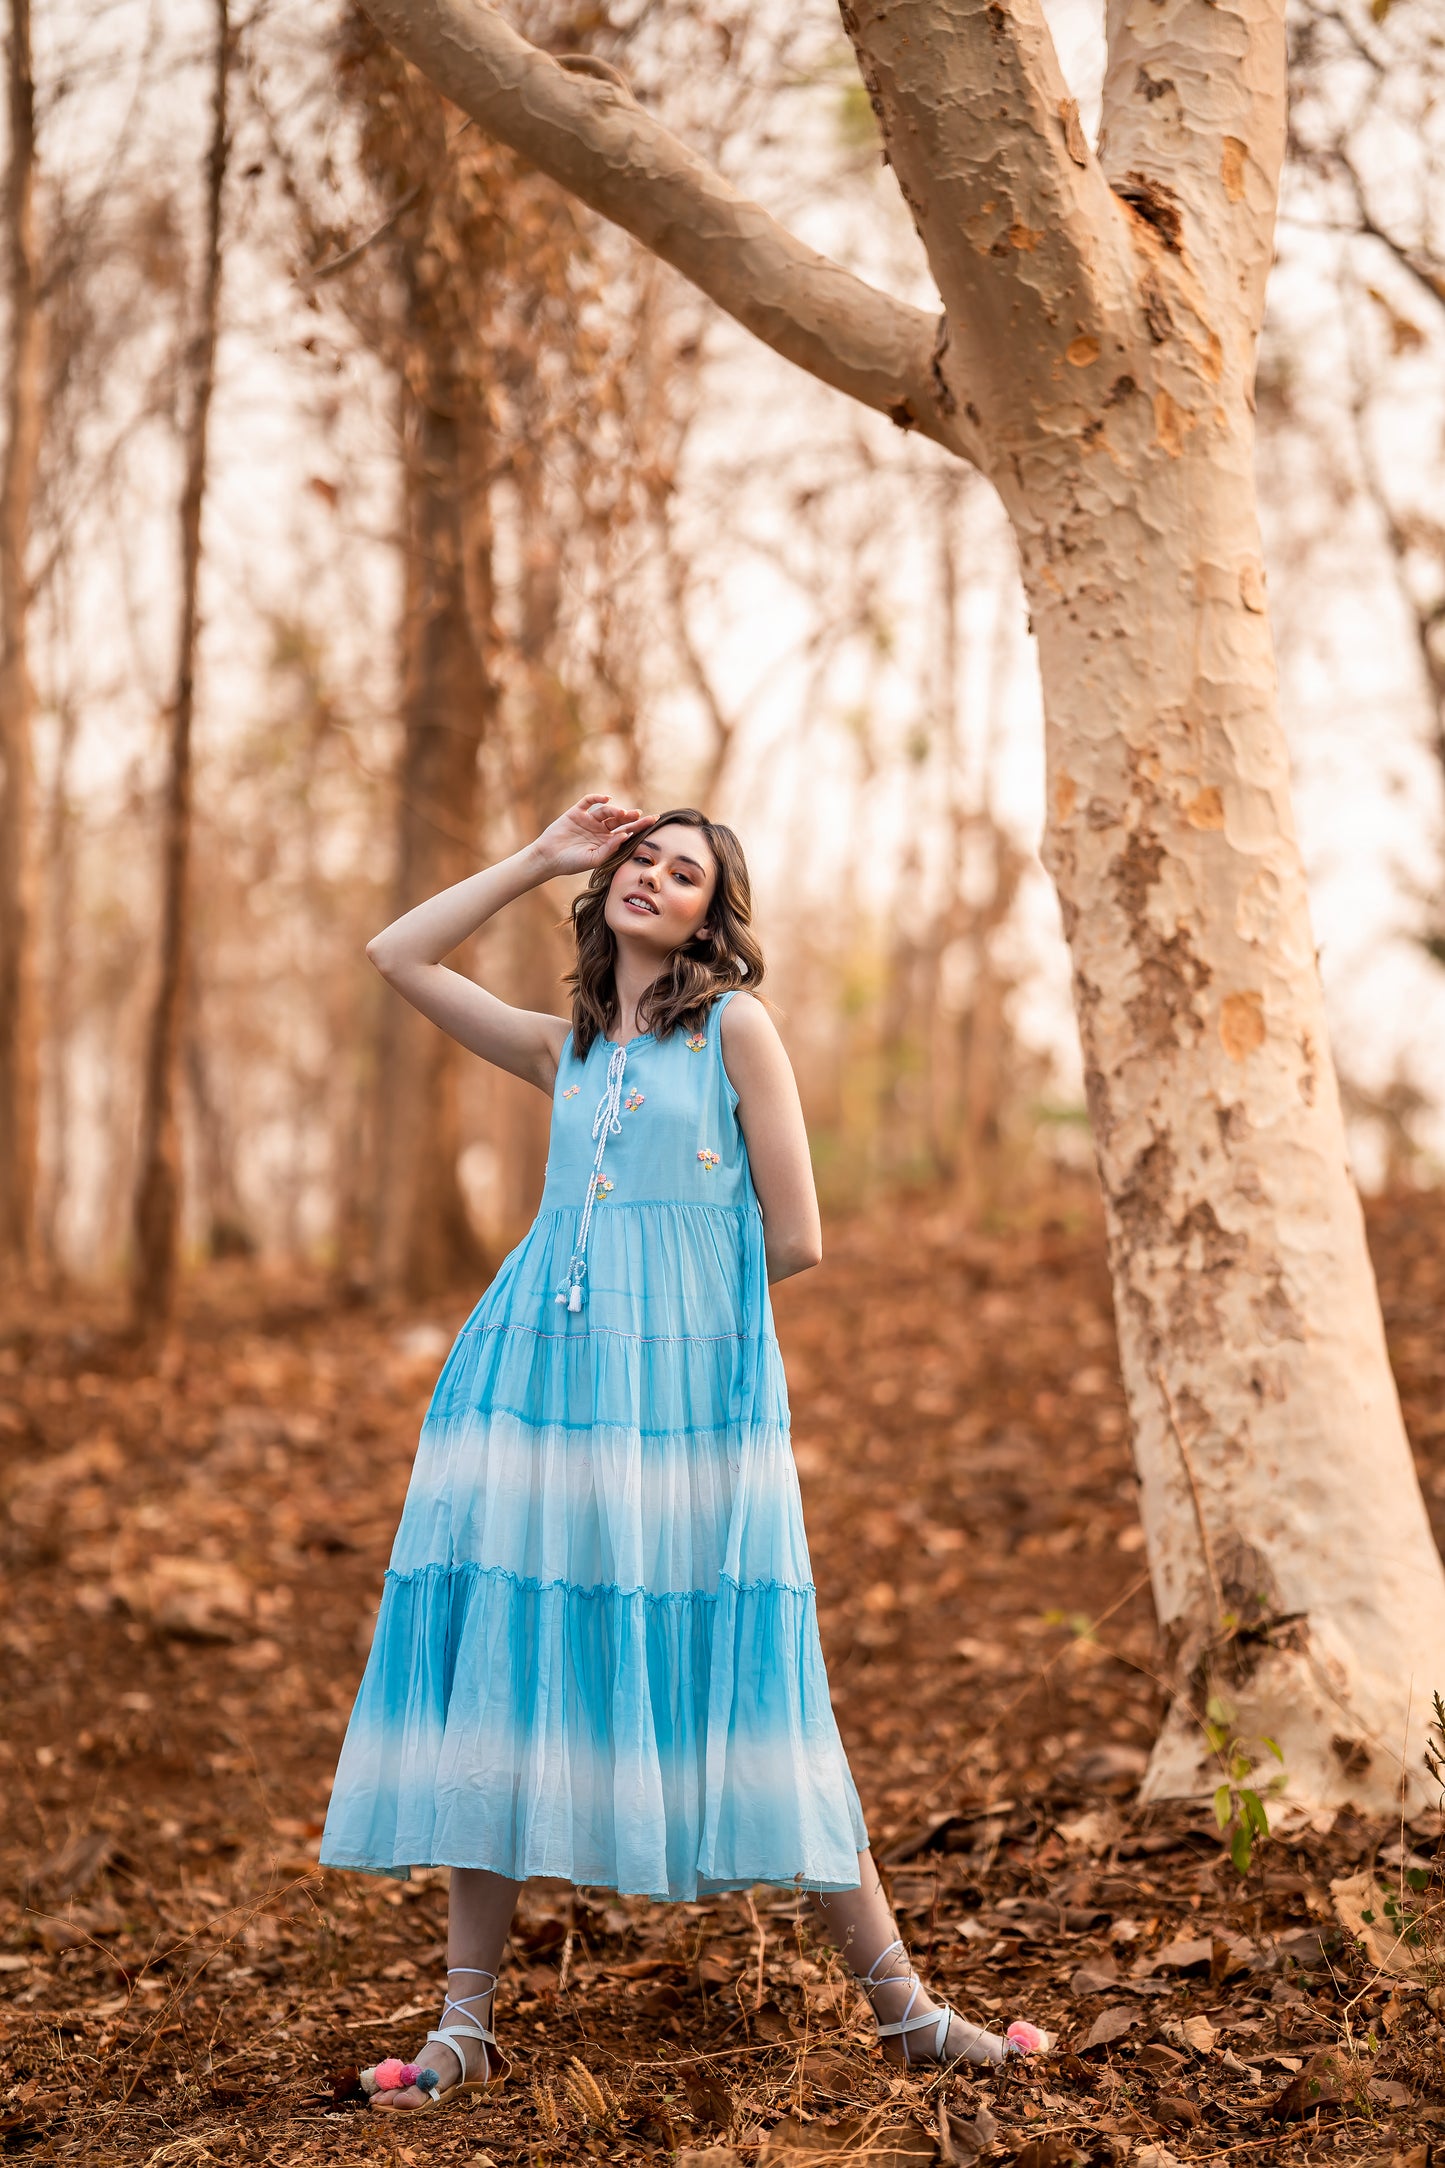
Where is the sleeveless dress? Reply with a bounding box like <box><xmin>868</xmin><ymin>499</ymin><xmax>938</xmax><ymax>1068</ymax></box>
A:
<box><xmin>321</xmin><ymin>990</ymin><xmax>867</xmax><ymax>1899</ymax></box>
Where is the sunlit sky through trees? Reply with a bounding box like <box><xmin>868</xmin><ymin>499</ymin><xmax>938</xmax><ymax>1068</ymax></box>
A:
<box><xmin>14</xmin><ymin>0</ymin><xmax>1445</xmax><ymax>1271</ymax></box>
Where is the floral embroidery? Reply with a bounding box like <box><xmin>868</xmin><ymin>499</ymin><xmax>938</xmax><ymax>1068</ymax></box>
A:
<box><xmin>697</xmin><ymin>1149</ymin><xmax>720</xmax><ymax>1172</ymax></box>
<box><xmin>562</xmin><ymin>1085</ymin><xmax>580</xmax><ymax>1099</ymax></box>
<box><xmin>624</xmin><ymin>1090</ymin><xmax>645</xmax><ymax>1112</ymax></box>
<box><xmin>594</xmin><ymin>1175</ymin><xmax>615</xmax><ymax>1200</ymax></box>
<box><xmin>686</xmin><ymin>1034</ymin><xmax>707</xmax><ymax>1052</ymax></box>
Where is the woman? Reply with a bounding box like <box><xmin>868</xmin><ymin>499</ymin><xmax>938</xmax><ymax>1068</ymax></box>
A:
<box><xmin>321</xmin><ymin>794</ymin><xmax>1048</xmax><ymax>2112</ymax></box>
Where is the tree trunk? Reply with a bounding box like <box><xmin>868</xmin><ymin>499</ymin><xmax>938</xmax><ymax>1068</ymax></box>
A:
<box><xmin>850</xmin><ymin>0</ymin><xmax>1445</xmax><ymax>1815</ymax></box>
<box><xmin>492</xmin><ymin>513</ymin><xmax>580</xmax><ymax>1235</ymax></box>
<box><xmin>38</xmin><ymin>688</ymin><xmax>77</xmax><ymax>1278</ymax></box>
<box><xmin>346</xmin><ymin>0</ymin><xmax>1445</xmax><ymax>1806</ymax></box>
<box><xmin>1011</xmin><ymin>413</ymin><xmax>1445</xmax><ymax>1808</ymax></box>
<box><xmin>371</xmin><ymin>388</ymin><xmax>490</xmax><ymax>1300</ymax></box>
<box><xmin>185</xmin><ymin>1022</ymin><xmax>254</xmax><ymax>1261</ymax></box>
<box><xmin>130</xmin><ymin>0</ymin><xmax>229</xmax><ymax>1329</ymax></box>
<box><xmin>0</xmin><ymin>0</ymin><xmax>42</xmax><ymax>1283</ymax></box>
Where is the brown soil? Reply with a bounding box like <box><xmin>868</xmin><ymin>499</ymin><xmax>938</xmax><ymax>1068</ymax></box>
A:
<box><xmin>2</xmin><ymin>1184</ymin><xmax>1444</xmax><ymax>2164</ymax></box>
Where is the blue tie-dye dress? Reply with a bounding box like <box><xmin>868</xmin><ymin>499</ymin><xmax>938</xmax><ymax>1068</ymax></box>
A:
<box><xmin>321</xmin><ymin>990</ymin><xmax>867</xmax><ymax>1899</ymax></box>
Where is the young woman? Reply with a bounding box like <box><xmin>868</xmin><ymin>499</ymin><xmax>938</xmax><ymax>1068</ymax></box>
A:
<box><xmin>321</xmin><ymin>795</ymin><xmax>1048</xmax><ymax>2113</ymax></box>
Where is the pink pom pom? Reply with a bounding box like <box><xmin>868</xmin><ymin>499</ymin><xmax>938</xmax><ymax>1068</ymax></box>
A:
<box><xmin>1006</xmin><ymin>2021</ymin><xmax>1048</xmax><ymax>2056</ymax></box>
<box><xmin>398</xmin><ymin>2064</ymin><xmax>421</xmax><ymax>2088</ymax></box>
<box><xmin>372</xmin><ymin>2057</ymin><xmax>408</xmax><ymax>2092</ymax></box>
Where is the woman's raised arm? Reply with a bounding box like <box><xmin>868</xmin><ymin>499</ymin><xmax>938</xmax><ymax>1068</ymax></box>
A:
<box><xmin>367</xmin><ymin>795</ymin><xmax>651</xmax><ymax>1092</ymax></box>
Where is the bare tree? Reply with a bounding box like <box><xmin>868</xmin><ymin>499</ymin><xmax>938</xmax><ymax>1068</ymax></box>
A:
<box><xmin>130</xmin><ymin>0</ymin><xmax>231</xmax><ymax>1328</ymax></box>
<box><xmin>0</xmin><ymin>0</ymin><xmax>43</xmax><ymax>1282</ymax></box>
<box><xmin>1263</xmin><ymin>2</ymin><xmax>1445</xmax><ymax>1155</ymax></box>
<box><xmin>373</xmin><ymin>370</ymin><xmax>494</xmax><ymax>1297</ymax></box>
<box><xmin>293</xmin><ymin>10</ymin><xmax>713</xmax><ymax>1292</ymax></box>
<box><xmin>345</xmin><ymin>0</ymin><xmax>1445</xmax><ymax>1808</ymax></box>
<box><xmin>320</xmin><ymin>25</ymin><xmax>515</xmax><ymax>1297</ymax></box>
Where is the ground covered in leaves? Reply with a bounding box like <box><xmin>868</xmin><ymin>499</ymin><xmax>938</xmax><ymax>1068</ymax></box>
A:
<box><xmin>3</xmin><ymin>1184</ymin><xmax>1445</xmax><ymax>2165</ymax></box>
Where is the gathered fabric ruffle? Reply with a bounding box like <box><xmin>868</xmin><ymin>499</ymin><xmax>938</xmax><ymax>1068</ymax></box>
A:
<box><xmin>430</xmin><ymin>1201</ymin><xmax>784</xmax><ymax>1436</ymax></box>
<box><xmin>321</xmin><ymin>1557</ymin><xmax>867</xmax><ymax>1899</ymax></box>
<box><xmin>321</xmin><ymin>1124</ymin><xmax>868</xmax><ymax>1899</ymax></box>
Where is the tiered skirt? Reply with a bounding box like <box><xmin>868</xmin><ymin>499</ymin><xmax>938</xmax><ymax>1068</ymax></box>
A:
<box><xmin>320</xmin><ymin>1201</ymin><xmax>867</xmax><ymax>1898</ymax></box>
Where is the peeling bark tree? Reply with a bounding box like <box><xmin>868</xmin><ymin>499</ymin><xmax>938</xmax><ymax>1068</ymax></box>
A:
<box><xmin>131</xmin><ymin>0</ymin><xmax>229</xmax><ymax>1328</ymax></box>
<box><xmin>348</xmin><ymin>0</ymin><xmax>1445</xmax><ymax>1809</ymax></box>
<box><xmin>0</xmin><ymin>0</ymin><xmax>43</xmax><ymax>1282</ymax></box>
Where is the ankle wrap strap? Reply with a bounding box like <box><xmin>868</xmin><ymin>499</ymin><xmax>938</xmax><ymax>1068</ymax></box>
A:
<box><xmin>859</xmin><ymin>1936</ymin><xmax>1043</xmax><ymax>2070</ymax></box>
<box><xmin>862</xmin><ymin>1938</ymin><xmax>950</xmax><ymax>2065</ymax></box>
<box><xmin>428</xmin><ymin>1966</ymin><xmax>497</xmax><ymax>2072</ymax></box>
<box><xmin>862</xmin><ymin>1938</ymin><xmax>910</xmax><ymax>1992</ymax></box>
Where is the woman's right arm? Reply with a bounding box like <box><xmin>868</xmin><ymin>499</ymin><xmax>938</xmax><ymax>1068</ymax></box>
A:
<box><xmin>366</xmin><ymin>795</ymin><xmax>651</xmax><ymax>1093</ymax></box>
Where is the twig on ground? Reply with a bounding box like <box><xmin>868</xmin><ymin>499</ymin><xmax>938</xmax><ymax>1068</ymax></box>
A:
<box><xmin>745</xmin><ymin>1889</ymin><xmax>766</xmax><ymax>2010</ymax></box>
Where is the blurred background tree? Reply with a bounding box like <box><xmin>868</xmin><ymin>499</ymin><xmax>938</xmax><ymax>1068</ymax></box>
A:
<box><xmin>1263</xmin><ymin>0</ymin><xmax>1445</xmax><ymax>1181</ymax></box>
<box><xmin>130</xmin><ymin>0</ymin><xmax>231</xmax><ymax>1331</ymax></box>
<box><xmin>0</xmin><ymin>0</ymin><xmax>1441</xmax><ymax>1309</ymax></box>
<box><xmin>0</xmin><ymin>0</ymin><xmax>42</xmax><ymax>1285</ymax></box>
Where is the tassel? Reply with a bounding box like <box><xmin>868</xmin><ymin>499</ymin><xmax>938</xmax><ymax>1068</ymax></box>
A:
<box><xmin>551</xmin><ymin>1041</ymin><xmax>626</xmax><ymax>1317</ymax></box>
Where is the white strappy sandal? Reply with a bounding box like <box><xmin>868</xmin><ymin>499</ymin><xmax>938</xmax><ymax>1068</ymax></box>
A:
<box><xmin>863</xmin><ymin>1938</ymin><xmax>1052</xmax><ymax>2067</ymax></box>
<box><xmin>362</xmin><ymin>1965</ymin><xmax>505</xmax><ymax>2113</ymax></box>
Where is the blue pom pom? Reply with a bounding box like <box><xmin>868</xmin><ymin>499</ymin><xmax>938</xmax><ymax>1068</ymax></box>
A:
<box><xmin>416</xmin><ymin>2066</ymin><xmax>440</xmax><ymax>2093</ymax></box>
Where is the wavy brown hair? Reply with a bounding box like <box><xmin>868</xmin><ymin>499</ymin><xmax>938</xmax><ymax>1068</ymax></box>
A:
<box><xmin>565</xmin><ymin>809</ymin><xmax>765</xmax><ymax>1058</ymax></box>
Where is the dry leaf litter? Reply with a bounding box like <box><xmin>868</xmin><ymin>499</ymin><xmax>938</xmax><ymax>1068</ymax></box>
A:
<box><xmin>3</xmin><ymin>1184</ymin><xmax>1445</xmax><ymax>2163</ymax></box>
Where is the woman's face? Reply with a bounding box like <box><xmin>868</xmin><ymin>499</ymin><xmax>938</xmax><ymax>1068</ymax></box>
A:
<box><xmin>604</xmin><ymin>823</ymin><xmax>718</xmax><ymax>960</ymax></box>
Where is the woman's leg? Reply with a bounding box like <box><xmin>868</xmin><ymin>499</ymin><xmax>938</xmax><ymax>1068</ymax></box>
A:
<box><xmin>808</xmin><ymin>1849</ymin><xmax>1013</xmax><ymax>2068</ymax></box>
<box><xmin>370</xmin><ymin>1867</ymin><xmax>522</xmax><ymax>2111</ymax></box>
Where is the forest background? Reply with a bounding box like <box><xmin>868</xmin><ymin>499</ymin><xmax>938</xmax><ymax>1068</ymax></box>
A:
<box><xmin>7</xmin><ymin>4</ymin><xmax>1445</xmax><ymax>2162</ymax></box>
<box><xmin>1</xmin><ymin>0</ymin><xmax>1443</xmax><ymax>1308</ymax></box>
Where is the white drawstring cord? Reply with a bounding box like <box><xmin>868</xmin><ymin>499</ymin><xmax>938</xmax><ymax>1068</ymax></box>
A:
<box><xmin>554</xmin><ymin>1042</ymin><xmax>628</xmax><ymax>1313</ymax></box>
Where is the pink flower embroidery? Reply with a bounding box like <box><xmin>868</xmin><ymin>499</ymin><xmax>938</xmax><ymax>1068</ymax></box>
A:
<box><xmin>562</xmin><ymin>1085</ymin><xmax>580</xmax><ymax>1099</ymax></box>
<box><xmin>697</xmin><ymin>1149</ymin><xmax>720</xmax><ymax>1171</ymax></box>
<box><xmin>594</xmin><ymin>1175</ymin><xmax>614</xmax><ymax>1200</ymax></box>
<box><xmin>624</xmin><ymin>1090</ymin><xmax>645</xmax><ymax>1112</ymax></box>
<box><xmin>686</xmin><ymin>1034</ymin><xmax>706</xmax><ymax>1052</ymax></box>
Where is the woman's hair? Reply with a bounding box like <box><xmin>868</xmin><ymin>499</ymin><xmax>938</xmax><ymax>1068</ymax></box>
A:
<box><xmin>566</xmin><ymin>808</ymin><xmax>765</xmax><ymax>1058</ymax></box>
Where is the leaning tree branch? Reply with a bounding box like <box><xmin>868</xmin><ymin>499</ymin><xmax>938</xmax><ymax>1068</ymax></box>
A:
<box><xmin>836</xmin><ymin>0</ymin><xmax>1135</xmax><ymax>448</ymax></box>
<box><xmin>350</xmin><ymin>0</ymin><xmax>976</xmax><ymax>461</ymax></box>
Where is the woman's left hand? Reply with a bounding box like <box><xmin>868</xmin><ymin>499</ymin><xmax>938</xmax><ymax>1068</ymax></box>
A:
<box><xmin>531</xmin><ymin>795</ymin><xmax>654</xmax><ymax>878</ymax></box>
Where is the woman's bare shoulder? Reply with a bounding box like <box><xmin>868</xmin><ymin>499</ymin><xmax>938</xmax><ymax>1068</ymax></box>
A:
<box><xmin>718</xmin><ymin>989</ymin><xmax>778</xmax><ymax>1046</ymax></box>
<box><xmin>718</xmin><ymin>993</ymin><xmax>792</xmax><ymax>1092</ymax></box>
